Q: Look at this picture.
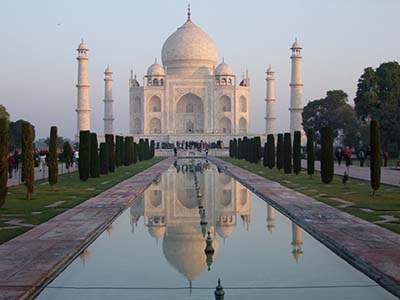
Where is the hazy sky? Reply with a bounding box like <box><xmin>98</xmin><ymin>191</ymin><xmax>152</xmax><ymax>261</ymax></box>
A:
<box><xmin>1</xmin><ymin>0</ymin><xmax>399</xmax><ymax>139</ymax></box>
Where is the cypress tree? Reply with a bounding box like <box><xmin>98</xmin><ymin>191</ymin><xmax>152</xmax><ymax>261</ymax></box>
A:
<box><xmin>99</xmin><ymin>142</ymin><xmax>109</xmax><ymax>175</ymax></box>
<box><xmin>243</xmin><ymin>137</ymin><xmax>248</xmax><ymax>161</ymax></box>
<box><xmin>370</xmin><ymin>120</ymin><xmax>381</xmax><ymax>196</ymax></box>
<box><xmin>0</xmin><ymin>118</ymin><xmax>8</xmax><ymax>207</ymax></box>
<box><xmin>293</xmin><ymin>131</ymin><xmax>301</xmax><ymax>175</ymax></box>
<box><xmin>283</xmin><ymin>133</ymin><xmax>292</xmax><ymax>174</ymax></box>
<box><xmin>63</xmin><ymin>141</ymin><xmax>73</xmax><ymax>173</ymax></box>
<box><xmin>229</xmin><ymin>140</ymin><xmax>233</xmax><ymax>158</ymax></box>
<box><xmin>321</xmin><ymin>127</ymin><xmax>334</xmax><ymax>184</ymax></box>
<box><xmin>115</xmin><ymin>136</ymin><xmax>120</xmax><ymax>168</ymax></box>
<box><xmin>48</xmin><ymin>126</ymin><xmax>58</xmax><ymax>190</ymax></box>
<box><xmin>150</xmin><ymin>140</ymin><xmax>155</xmax><ymax>158</ymax></box>
<box><xmin>276</xmin><ymin>134</ymin><xmax>284</xmax><ymax>171</ymax></box>
<box><xmin>306</xmin><ymin>128</ymin><xmax>315</xmax><ymax>178</ymax></box>
<box><xmin>267</xmin><ymin>134</ymin><xmax>275</xmax><ymax>169</ymax></box>
<box><xmin>145</xmin><ymin>139</ymin><xmax>150</xmax><ymax>160</ymax></box>
<box><xmin>253</xmin><ymin>136</ymin><xmax>261</xmax><ymax>164</ymax></box>
<box><xmin>105</xmin><ymin>134</ymin><xmax>115</xmax><ymax>172</ymax></box>
<box><xmin>233</xmin><ymin>138</ymin><xmax>238</xmax><ymax>158</ymax></box>
<box><xmin>124</xmin><ymin>137</ymin><xmax>132</xmax><ymax>165</ymax></box>
<box><xmin>133</xmin><ymin>142</ymin><xmax>138</xmax><ymax>164</ymax></box>
<box><xmin>90</xmin><ymin>133</ymin><xmax>100</xmax><ymax>178</ymax></box>
<box><xmin>120</xmin><ymin>136</ymin><xmax>125</xmax><ymax>166</ymax></box>
<box><xmin>138</xmin><ymin>139</ymin><xmax>144</xmax><ymax>161</ymax></box>
<box><xmin>22</xmin><ymin>122</ymin><xmax>34</xmax><ymax>200</ymax></box>
<box><xmin>79</xmin><ymin>130</ymin><xmax>91</xmax><ymax>181</ymax></box>
<box><xmin>263</xmin><ymin>142</ymin><xmax>268</xmax><ymax>167</ymax></box>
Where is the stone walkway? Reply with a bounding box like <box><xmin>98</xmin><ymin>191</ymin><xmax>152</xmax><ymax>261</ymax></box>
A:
<box><xmin>7</xmin><ymin>163</ymin><xmax>78</xmax><ymax>187</ymax></box>
<box><xmin>0</xmin><ymin>158</ymin><xmax>173</xmax><ymax>300</ymax></box>
<box><xmin>301</xmin><ymin>159</ymin><xmax>400</xmax><ymax>187</ymax></box>
<box><xmin>211</xmin><ymin>157</ymin><xmax>400</xmax><ymax>298</ymax></box>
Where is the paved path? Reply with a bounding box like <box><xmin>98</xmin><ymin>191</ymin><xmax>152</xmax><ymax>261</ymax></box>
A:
<box><xmin>211</xmin><ymin>157</ymin><xmax>400</xmax><ymax>298</ymax></box>
<box><xmin>7</xmin><ymin>163</ymin><xmax>78</xmax><ymax>187</ymax></box>
<box><xmin>0</xmin><ymin>158</ymin><xmax>173</xmax><ymax>300</ymax></box>
<box><xmin>301</xmin><ymin>159</ymin><xmax>400</xmax><ymax>187</ymax></box>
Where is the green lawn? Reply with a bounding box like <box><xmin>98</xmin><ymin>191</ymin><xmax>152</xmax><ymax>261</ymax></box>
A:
<box><xmin>223</xmin><ymin>158</ymin><xmax>400</xmax><ymax>234</ymax></box>
<box><xmin>0</xmin><ymin>158</ymin><xmax>164</xmax><ymax>244</ymax></box>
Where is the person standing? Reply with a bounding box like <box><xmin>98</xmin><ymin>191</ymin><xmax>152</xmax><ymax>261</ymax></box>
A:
<box><xmin>335</xmin><ymin>148</ymin><xmax>342</xmax><ymax>166</ymax></box>
<box><xmin>383</xmin><ymin>151</ymin><xmax>389</xmax><ymax>167</ymax></box>
<box><xmin>173</xmin><ymin>147</ymin><xmax>177</xmax><ymax>157</ymax></box>
<box><xmin>344</xmin><ymin>146</ymin><xmax>352</xmax><ymax>171</ymax></box>
<box><xmin>358</xmin><ymin>149</ymin><xmax>365</xmax><ymax>167</ymax></box>
<box><xmin>7</xmin><ymin>153</ymin><xmax>15</xmax><ymax>179</ymax></box>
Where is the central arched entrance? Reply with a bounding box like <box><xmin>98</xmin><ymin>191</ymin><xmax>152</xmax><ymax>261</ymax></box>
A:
<box><xmin>176</xmin><ymin>93</ymin><xmax>204</xmax><ymax>134</ymax></box>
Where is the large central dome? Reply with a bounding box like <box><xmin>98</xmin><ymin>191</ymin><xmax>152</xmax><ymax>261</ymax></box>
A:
<box><xmin>161</xmin><ymin>17</ymin><xmax>218</xmax><ymax>75</ymax></box>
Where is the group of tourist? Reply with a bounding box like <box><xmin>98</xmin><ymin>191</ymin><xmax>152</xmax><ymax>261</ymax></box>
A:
<box><xmin>335</xmin><ymin>146</ymin><xmax>390</xmax><ymax>168</ymax></box>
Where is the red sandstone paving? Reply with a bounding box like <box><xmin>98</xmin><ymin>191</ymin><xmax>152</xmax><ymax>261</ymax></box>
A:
<box><xmin>0</xmin><ymin>158</ymin><xmax>174</xmax><ymax>300</ymax></box>
<box><xmin>210</xmin><ymin>157</ymin><xmax>400</xmax><ymax>297</ymax></box>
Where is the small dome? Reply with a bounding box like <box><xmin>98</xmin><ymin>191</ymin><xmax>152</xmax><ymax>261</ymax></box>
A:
<box><xmin>216</xmin><ymin>225</ymin><xmax>235</xmax><ymax>239</ymax></box>
<box><xmin>215</xmin><ymin>61</ymin><xmax>233</xmax><ymax>76</ymax></box>
<box><xmin>291</xmin><ymin>39</ymin><xmax>302</xmax><ymax>49</ymax></box>
<box><xmin>147</xmin><ymin>62</ymin><xmax>165</xmax><ymax>76</ymax></box>
<box><xmin>148</xmin><ymin>225</ymin><xmax>166</xmax><ymax>240</ymax></box>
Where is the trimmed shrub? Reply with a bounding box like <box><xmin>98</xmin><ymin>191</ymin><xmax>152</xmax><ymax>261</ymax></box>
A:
<box><xmin>150</xmin><ymin>140</ymin><xmax>155</xmax><ymax>158</ymax></box>
<box><xmin>283</xmin><ymin>133</ymin><xmax>292</xmax><ymax>174</ymax></box>
<box><xmin>267</xmin><ymin>134</ymin><xmax>275</xmax><ymax>169</ymax></box>
<box><xmin>99</xmin><ymin>142</ymin><xmax>109</xmax><ymax>175</ymax></box>
<box><xmin>22</xmin><ymin>122</ymin><xmax>34</xmax><ymax>199</ymax></box>
<box><xmin>232</xmin><ymin>138</ymin><xmax>238</xmax><ymax>158</ymax></box>
<box><xmin>321</xmin><ymin>127</ymin><xmax>334</xmax><ymax>184</ymax></box>
<box><xmin>0</xmin><ymin>118</ymin><xmax>8</xmax><ymax>207</ymax></box>
<box><xmin>370</xmin><ymin>120</ymin><xmax>381</xmax><ymax>196</ymax></box>
<box><xmin>133</xmin><ymin>142</ymin><xmax>138</xmax><ymax>164</ymax></box>
<box><xmin>306</xmin><ymin>128</ymin><xmax>315</xmax><ymax>177</ymax></box>
<box><xmin>145</xmin><ymin>139</ymin><xmax>150</xmax><ymax>160</ymax></box>
<box><xmin>276</xmin><ymin>134</ymin><xmax>283</xmax><ymax>170</ymax></box>
<box><xmin>120</xmin><ymin>136</ymin><xmax>125</xmax><ymax>166</ymax></box>
<box><xmin>253</xmin><ymin>136</ymin><xmax>261</xmax><ymax>164</ymax></box>
<box><xmin>115</xmin><ymin>135</ymin><xmax>120</xmax><ymax>167</ymax></box>
<box><xmin>105</xmin><ymin>134</ymin><xmax>115</xmax><ymax>172</ymax></box>
<box><xmin>124</xmin><ymin>137</ymin><xmax>133</xmax><ymax>165</ymax></box>
<box><xmin>79</xmin><ymin>130</ymin><xmax>91</xmax><ymax>181</ymax></box>
<box><xmin>293</xmin><ymin>131</ymin><xmax>301</xmax><ymax>175</ymax></box>
<box><xmin>90</xmin><ymin>132</ymin><xmax>100</xmax><ymax>178</ymax></box>
<box><xmin>48</xmin><ymin>126</ymin><xmax>58</xmax><ymax>190</ymax></box>
<box><xmin>263</xmin><ymin>142</ymin><xmax>268</xmax><ymax>167</ymax></box>
<box><xmin>63</xmin><ymin>141</ymin><xmax>73</xmax><ymax>172</ymax></box>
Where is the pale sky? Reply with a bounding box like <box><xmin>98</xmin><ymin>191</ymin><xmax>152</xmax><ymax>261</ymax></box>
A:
<box><xmin>1</xmin><ymin>0</ymin><xmax>399</xmax><ymax>139</ymax></box>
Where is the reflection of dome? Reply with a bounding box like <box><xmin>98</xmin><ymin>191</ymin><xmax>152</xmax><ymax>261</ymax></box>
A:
<box><xmin>219</xmin><ymin>174</ymin><xmax>231</xmax><ymax>185</ymax></box>
<box><xmin>161</xmin><ymin>17</ymin><xmax>218</xmax><ymax>75</ymax></box>
<box><xmin>215</xmin><ymin>61</ymin><xmax>233</xmax><ymax>76</ymax></box>
<box><xmin>216</xmin><ymin>225</ymin><xmax>234</xmax><ymax>239</ymax></box>
<box><xmin>163</xmin><ymin>226</ymin><xmax>219</xmax><ymax>281</ymax></box>
<box><xmin>148</xmin><ymin>225</ymin><xmax>166</xmax><ymax>240</ymax></box>
<box><xmin>150</xmin><ymin>190</ymin><xmax>162</xmax><ymax>207</ymax></box>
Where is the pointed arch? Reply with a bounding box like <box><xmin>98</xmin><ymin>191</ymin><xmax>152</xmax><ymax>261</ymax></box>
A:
<box><xmin>149</xmin><ymin>96</ymin><xmax>161</xmax><ymax>112</ymax></box>
<box><xmin>150</xmin><ymin>117</ymin><xmax>161</xmax><ymax>133</ymax></box>
<box><xmin>240</xmin><ymin>96</ymin><xmax>247</xmax><ymax>112</ymax></box>
<box><xmin>239</xmin><ymin>117</ymin><xmax>247</xmax><ymax>133</ymax></box>
<box><xmin>219</xmin><ymin>95</ymin><xmax>231</xmax><ymax>112</ymax></box>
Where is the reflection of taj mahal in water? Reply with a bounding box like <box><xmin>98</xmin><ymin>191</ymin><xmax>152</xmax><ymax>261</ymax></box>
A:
<box><xmin>129</xmin><ymin>161</ymin><xmax>304</xmax><ymax>283</ymax></box>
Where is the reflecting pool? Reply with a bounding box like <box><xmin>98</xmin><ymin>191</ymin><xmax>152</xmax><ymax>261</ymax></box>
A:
<box><xmin>37</xmin><ymin>160</ymin><xmax>398</xmax><ymax>300</ymax></box>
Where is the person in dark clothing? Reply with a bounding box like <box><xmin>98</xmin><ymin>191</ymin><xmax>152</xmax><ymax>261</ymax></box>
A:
<box><xmin>8</xmin><ymin>154</ymin><xmax>15</xmax><ymax>179</ymax></box>
<box><xmin>335</xmin><ymin>148</ymin><xmax>343</xmax><ymax>166</ymax></box>
<box><xmin>174</xmin><ymin>147</ymin><xmax>177</xmax><ymax>157</ymax></box>
<box><xmin>383</xmin><ymin>151</ymin><xmax>389</xmax><ymax>167</ymax></box>
<box><xmin>358</xmin><ymin>149</ymin><xmax>365</xmax><ymax>167</ymax></box>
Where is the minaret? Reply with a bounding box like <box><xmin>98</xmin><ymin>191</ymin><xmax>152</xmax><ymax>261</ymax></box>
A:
<box><xmin>103</xmin><ymin>65</ymin><xmax>114</xmax><ymax>135</ymax></box>
<box><xmin>289</xmin><ymin>38</ymin><xmax>303</xmax><ymax>136</ymax></box>
<box><xmin>75</xmin><ymin>39</ymin><xmax>90</xmax><ymax>139</ymax></box>
<box><xmin>265</xmin><ymin>65</ymin><xmax>276</xmax><ymax>136</ymax></box>
<box><xmin>291</xmin><ymin>222</ymin><xmax>303</xmax><ymax>262</ymax></box>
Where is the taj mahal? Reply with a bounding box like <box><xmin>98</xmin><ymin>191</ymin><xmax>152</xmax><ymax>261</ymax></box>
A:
<box><xmin>75</xmin><ymin>6</ymin><xmax>304</xmax><ymax>143</ymax></box>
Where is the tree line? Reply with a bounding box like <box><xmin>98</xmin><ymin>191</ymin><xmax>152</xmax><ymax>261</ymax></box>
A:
<box><xmin>302</xmin><ymin>61</ymin><xmax>400</xmax><ymax>158</ymax></box>
<box><xmin>229</xmin><ymin>121</ymin><xmax>382</xmax><ymax>195</ymax></box>
<box><xmin>0</xmin><ymin>120</ymin><xmax>155</xmax><ymax>207</ymax></box>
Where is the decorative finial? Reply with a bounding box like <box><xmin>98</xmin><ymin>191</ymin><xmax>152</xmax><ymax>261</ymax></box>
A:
<box><xmin>130</xmin><ymin>69</ymin><xmax>133</xmax><ymax>79</ymax></box>
<box><xmin>81</xmin><ymin>38</ymin><xmax>84</xmax><ymax>43</ymax></box>
<box><xmin>154</xmin><ymin>57</ymin><xmax>157</xmax><ymax>64</ymax></box>
<box><xmin>222</xmin><ymin>57</ymin><xmax>225</xmax><ymax>63</ymax></box>
<box><xmin>187</xmin><ymin>4</ymin><xmax>191</xmax><ymax>20</ymax></box>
